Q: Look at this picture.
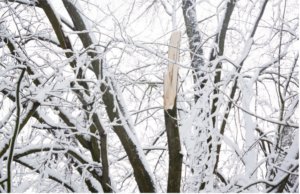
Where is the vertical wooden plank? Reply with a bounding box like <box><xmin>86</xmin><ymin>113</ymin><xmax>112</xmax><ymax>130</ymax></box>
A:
<box><xmin>164</xmin><ymin>31</ymin><xmax>181</xmax><ymax>110</ymax></box>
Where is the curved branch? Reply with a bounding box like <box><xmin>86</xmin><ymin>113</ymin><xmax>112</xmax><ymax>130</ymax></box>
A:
<box><xmin>7</xmin><ymin>68</ymin><xmax>25</xmax><ymax>192</ymax></box>
<box><xmin>210</xmin><ymin>0</ymin><xmax>236</xmax><ymax>127</ymax></box>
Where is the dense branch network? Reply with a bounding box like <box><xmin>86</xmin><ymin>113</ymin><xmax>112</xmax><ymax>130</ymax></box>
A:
<box><xmin>0</xmin><ymin>0</ymin><xmax>298</xmax><ymax>193</ymax></box>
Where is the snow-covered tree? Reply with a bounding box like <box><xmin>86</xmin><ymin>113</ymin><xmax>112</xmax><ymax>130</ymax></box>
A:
<box><xmin>0</xmin><ymin>0</ymin><xmax>298</xmax><ymax>192</ymax></box>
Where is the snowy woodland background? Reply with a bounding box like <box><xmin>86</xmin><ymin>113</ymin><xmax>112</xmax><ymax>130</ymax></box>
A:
<box><xmin>0</xmin><ymin>0</ymin><xmax>298</xmax><ymax>193</ymax></box>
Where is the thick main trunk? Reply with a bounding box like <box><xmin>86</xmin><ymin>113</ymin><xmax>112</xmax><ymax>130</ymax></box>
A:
<box><xmin>164</xmin><ymin>31</ymin><xmax>182</xmax><ymax>192</ymax></box>
<box><xmin>164</xmin><ymin>106</ymin><xmax>182</xmax><ymax>192</ymax></box>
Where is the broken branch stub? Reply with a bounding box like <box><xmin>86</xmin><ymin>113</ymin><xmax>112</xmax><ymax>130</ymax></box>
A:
<box><xmin>164</xmin><ymin>31</ymin><xmax>181</xmax><ymax>110</ymax></box>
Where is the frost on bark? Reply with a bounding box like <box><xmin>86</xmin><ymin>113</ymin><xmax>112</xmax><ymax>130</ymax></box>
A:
<box><xmin>182</xmin><ymin>0</ymin><xmax>213</xmax><ymax>191</ymax></box>
<box><xmin>0</xmin><ymin>0</ymin><xmax>298</xmax><ymax>193</ymax></box>
<box><xmin>182</xmin><ymin>0</ymin><xmax>205</xmax><ymax>102</ymax></box>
